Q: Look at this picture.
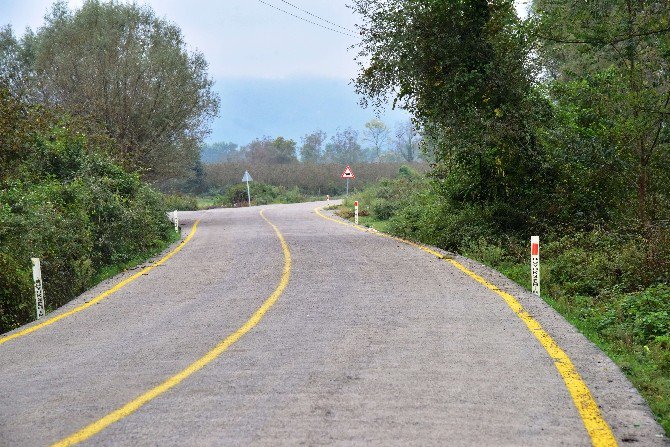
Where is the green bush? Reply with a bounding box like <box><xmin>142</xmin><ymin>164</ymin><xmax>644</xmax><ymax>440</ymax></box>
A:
<box><xmin>163</xmin><ymin>194</ymin><xmax>199</xmax><ymax>211</ymax></box>
<box><xmin>598</xmin><ymin>286</ymin><xmax>670</xmax><ymax>345</ymax></box>
<box><xmin>222</xmin><ymin>182</ymin><xmax>311</xmax><ymax>206</ymax></box>
<box><xmin>0</xmin><ymin>89</ymin><xmax>173</xmax><ymax>333</ymax></box>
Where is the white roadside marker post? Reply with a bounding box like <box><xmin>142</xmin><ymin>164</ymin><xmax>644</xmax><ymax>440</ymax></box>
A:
<box><xmin>531</xmin><ymin>236</ymin><xmax>540</xmax><ymax>296</ymax></box>
<box><xmin>174</xmin><ymin>210</ymin><xmax>179</xmax><ymax>233</ymax></box>
<box><xmin>31</xmin><ymin>258</ymin><xmax>45</xmax><ymax>320</ymax></box>
<box><xmin>354</xmin><ymin>201</ymin><xmax>359</xmax><ymax>225</ymax></box>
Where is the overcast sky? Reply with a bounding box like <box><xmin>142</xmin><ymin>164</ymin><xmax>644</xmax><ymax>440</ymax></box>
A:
<box><xmin>1</xmin><ymin>1</ymin><xmax>528</xmax><ymax>145</ymax></box>
<box><xmin>2</xmin><ymin>0</ymin><xmax>362</xmax><ymax>79</ymax></box>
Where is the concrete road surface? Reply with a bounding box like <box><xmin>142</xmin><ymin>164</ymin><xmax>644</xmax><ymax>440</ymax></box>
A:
<box><xmin>1</xmin><ymin>201</ymin><xmax>667</xmax><ymax>446</ymax></box>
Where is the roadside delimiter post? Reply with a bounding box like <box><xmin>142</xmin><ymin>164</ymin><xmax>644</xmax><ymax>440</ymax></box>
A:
<box><xmin>531</xmin><ymin>236</ymin><xmax>540</xmax><ymax>296</ymax></box>
<box><xmin>31</xmin><ymin>258</ymin><xmax>45</xmax><ymax>320</ymax></box>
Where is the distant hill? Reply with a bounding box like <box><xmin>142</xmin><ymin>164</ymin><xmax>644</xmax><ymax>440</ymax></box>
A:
<box><xmin>208</xmin><ymin>77</ymin><xmax>409</xmax><ymax>146</ymax></box>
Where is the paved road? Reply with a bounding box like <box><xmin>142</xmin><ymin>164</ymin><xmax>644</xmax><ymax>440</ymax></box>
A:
<box><xmin>0</xmin><ymin>201</ymin><xmax>667</xmax><ymax>446</ymax></box>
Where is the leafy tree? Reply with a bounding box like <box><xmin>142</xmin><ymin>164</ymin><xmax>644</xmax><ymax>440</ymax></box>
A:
<box><xmin>245</xmin><ymin>136</ymin><xmax>298</xmax><ymax>164</ymax></box>
<box><xmin>7</xmin><ymin>0</ymin><xmax>219</xmax><ymax>182</ymax></box>
<box><xmin>323</xmin><ymin>127</ymin><xmax>366</xmax><ymax>164</ymax></box>
<box><xmin>201</xmin><ymin>142</ymin><xmax>241</xmax><ymax>164</ymax></box>
<box><xmin>393</xmin><ymin>120</ymin><xmax>420</xmax><ymax>162</ymax></box>
<box><xmin>300</xmin><ymin>130</ymin><xmax>326</xmax><ymax>163</ymax></box>
<box><xmin>352</xmin><ymin>0</ymin><xmax>554</xmax><ymax>231</ymax></box>
<box><xmin>363</xmin><ymin>119</ymin><xmax>389</xmax><ymax>161</ymax></box>
<box><xmin>533</xmin><ymin>0</ymin><xmax>670</xmax><ymax>227</ymax></box>
<box><xmin>0</xmin><ymin>26</ymin><xmax>36</xmax><ymax>98</ymax></box>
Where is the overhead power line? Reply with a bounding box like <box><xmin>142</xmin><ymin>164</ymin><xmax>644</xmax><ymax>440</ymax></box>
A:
<box><xmin>257</xmin><ymin>0</ymin><xmax>358</xmax><ymax>39</ymax></box>
<box><xmin>278</xmin><ymin>0</ymin><xmax>356</xmax><ymax>34</ymax></box>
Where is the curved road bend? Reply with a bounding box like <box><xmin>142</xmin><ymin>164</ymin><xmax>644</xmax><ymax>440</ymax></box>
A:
<box><xmin>0</xmin><ymin>201</ymin><xmax>667</xmax><ymax>446</ymax></box>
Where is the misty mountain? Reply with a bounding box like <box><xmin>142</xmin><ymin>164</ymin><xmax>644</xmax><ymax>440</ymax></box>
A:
<box><xmin>208</xmin><ymin>77</ymin><xmax>409</xmax><ymax>146</ymax></box>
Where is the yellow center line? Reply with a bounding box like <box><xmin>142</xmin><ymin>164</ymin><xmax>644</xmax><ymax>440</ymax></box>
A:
<box><xmin>314</xmin><ymin>205</ymin><xmax>617</xmax><ymax>447</ymax></box>
<box><xmin>52</xmin><ymin>209</ymin><xmax>291</xmax><ymax>447</ymax></box>
<box><xmin>0</xmin><ymin>220</ymin><xmax>201</xmax><ymax>347</ymax></box>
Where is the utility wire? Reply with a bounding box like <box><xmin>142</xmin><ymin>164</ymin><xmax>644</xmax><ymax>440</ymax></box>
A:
<box><xmin>257</xmin><ymin>0</ymin><xmax>358</xmax><ymax>38</ymax></box>
<box><xmin>278</xmin><ymin>0</ymin><xmax>356</xmax><ymax>34</ymax></box>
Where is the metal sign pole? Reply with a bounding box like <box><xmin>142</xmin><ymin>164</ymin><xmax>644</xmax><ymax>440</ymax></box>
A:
<box><xmin>246</xmin><ymin>179</ymin><xmax>251</xmax><ymax>207</ymax></box>
<box><xmin>346</xmin><ymin>178</ymin><xmax>349</xmax><ymax>196</ymax></box>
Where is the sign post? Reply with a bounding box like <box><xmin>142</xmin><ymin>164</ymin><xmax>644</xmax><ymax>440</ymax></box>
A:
<box><xmin>531</xmin><ymin>236</ymin><xmax>540</xmax><ymax>296</ymax></box>
<box><xmin>340</xmin><ymin>165</ymin><xmax>355</xmax><ymax>196</ymax></box>
<box><xmin>31</xmin><ymin>258</ymin><xmax>45</xmax><ymax>320</ymax></box>
<box><xmin>173</xmin><ymin>210</ymin><xmax>179</xmax><ymax>233</ymax></box>
<box><xmin>242</xmin><ymin>170</ymin><xmax>253</xmax><ymax>207</ymax></box>
<box><xmin>354</xmin><ymin>201</ymin><xmax>359</xmax><ymax>225</ymax></box>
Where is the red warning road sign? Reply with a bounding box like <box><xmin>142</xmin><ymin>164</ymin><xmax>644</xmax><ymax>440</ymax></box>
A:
<box><xmin>341</xmin><ymin>166</ymin><xmax>355</xmax><ymax>179</ymax></box>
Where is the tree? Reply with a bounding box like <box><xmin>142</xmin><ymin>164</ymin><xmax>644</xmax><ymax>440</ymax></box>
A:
<box><xmin>13</xmin><ymin>0</ymin><xmax>219</xmax><ymax>182</ymax></box>
<box><xmin>363</xmin><ymin>119</ymin><xmax>389</xmax><ymax>161</ymax></box>
<box><xmin>533</xmin><ymin>0</ymin><xmax>670</xmax><ymax>227</ymax></box>
<box><xmin>322</xmin><ymin>128</ymin><xmax>366</xmax><ymax>164</ymax></box>
<box><xmin>245</xmin><ymin>137</ymin><xmax>298</xmax><ymax>164</ymax></box>
<box><xmin>0</xmin><ymin>26</ymin><xmax>36</xmax><ymax>98</ymax></box>
<box><xmin>201</xmin><ymin>142</ymin><xmax>241</xmax><ymax>164</ymax></box>
<box><xmin>393</xmin><ymin>120</ymin><xmax>420</xmax><ymax>162</ymax></box>
<box><xmin>352</xmin><ymin>0</ymin><xmax>553</xmax><ymax>229</ymax></box>
<box><xmin>300</xmin><ymin>130</ymin><xmax>326</xmax><ymax>163</ymax></box>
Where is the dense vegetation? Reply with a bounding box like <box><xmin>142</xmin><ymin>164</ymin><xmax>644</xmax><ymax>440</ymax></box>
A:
<box><xmin>0</xmin><ymin>87</ymin><xmax>176</xmax><ymax>333</ymax></box>
<box><xmin>200</xmin><ymin>162</ymin><xmax>428</xmax><ymax>197</ymax></box>
<box><xmin>349</xmin><ymin>0</ymin><xmax>670</xmax><ymax>433</ymax></box>
<box><xmin>200</xmin><ymin>119</ymin><xmax>422</xmax><ymax>166</ymax></box>
<box><xmin>1</xmin><ymin>0</ymin><xmax>219</xmax><ymax>183</ymax></box>
<box><xmin>0</xmin><ymin>1</ymin><xmax>218</xmax><ymax>333</ymax></box>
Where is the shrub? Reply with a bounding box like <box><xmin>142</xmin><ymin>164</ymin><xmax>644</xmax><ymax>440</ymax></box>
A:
<box><xmin>163</xmin><ymin>194</ymin><xmax>199</xmax><ymax>211</ymax></box>
<box><xmin>0</xmin><ymin>90</ymin><xmax>173</xmax><ymax>333</ymax></box>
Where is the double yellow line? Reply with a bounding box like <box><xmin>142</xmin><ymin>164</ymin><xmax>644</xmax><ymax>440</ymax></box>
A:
<box><xmin>314</xmin><ymin>206</ymin><xmax>617</xmax><ymax>447</ymax></box>
<box><xmin>53</xmin><ymin>210</ymin><xmax>291</xmax><ymax>446</ymax></box>
<box><xmin>0</xmin><ymin>220</ymin><xmax>201</xmax><ymax>347</ymax></box>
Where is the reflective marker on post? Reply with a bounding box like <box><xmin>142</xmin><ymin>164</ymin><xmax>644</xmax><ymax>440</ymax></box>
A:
<box><xmin>531</xmin><ymin>236</ymin><xmax>540</xmax><ymax>296</ymax></box>
<box><xmin>31</xmin><ymin>258</ymin><xmax>45</xmax><ymax>320</ymax></box>
<box><xmin>174</xmin><ymin>210</ymin><xmax>179</xmax><ymax>233</ymax></box>
<box><xmin>354</xmin><ymin>201</ymin><xmax>359</xmax><ymax>225</ymax></box>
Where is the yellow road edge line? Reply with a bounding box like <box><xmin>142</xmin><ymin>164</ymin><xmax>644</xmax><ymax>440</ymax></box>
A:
<box><xmin>0</xmin><ymin>220</ymin><xmax>201</xmax><ymax>347</ymax></box>
<box><xmin>314</xmin><ymin>205</ymin><xmax>617</xmax><ymax>447</ymax></box>
<box><xmin>51</xmin><ymin>209</ymin><xmax>291</xmax><ymax>447</ymax></box>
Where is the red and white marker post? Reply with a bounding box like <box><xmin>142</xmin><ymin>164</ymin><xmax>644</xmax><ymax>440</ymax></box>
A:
<box><xmin>531</xmin><ymin>236</ymin><xmax>540</xmax><ymax>296</ymax></box>
<box><xmin>354</xmin><ymin>201</ymin><xmax>359</xmax><ymax>225</ymax></box>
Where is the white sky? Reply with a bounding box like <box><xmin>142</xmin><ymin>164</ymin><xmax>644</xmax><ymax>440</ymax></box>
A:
<box><xmin>1</xmin><ymin>0</ymin><xmax>529</xmax><ymax>144</ymax></box>
<box><xmin>1</xmin><ymin>0</ymin><xmax>529</xmax><ymax>80</ymax></box>
<box><xmin>1</xmin><ymin>0</ymin><xmax>361</xmax><ymax>79</ymax></box>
